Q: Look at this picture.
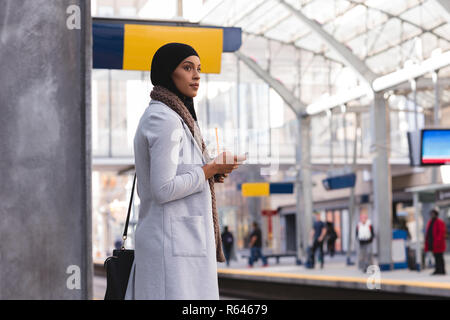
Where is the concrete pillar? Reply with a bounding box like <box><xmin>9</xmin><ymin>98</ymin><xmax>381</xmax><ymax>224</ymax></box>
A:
<box><xmin>370</xmin><ymin>92</ymin><xmax>392</xmax><ymax>270</ymax></box>
<box><xmin>422</xmin><ymin>202</ymin><xmax>433</xmax><ymax>234</ymax></box>
<box><xmin>413</xmin><ymin>193</ymin><xmax>422</xmax><ymax>271</ymax></box>
<box><xmin>0</xmin><ymin>0</ymin><xmax>92</xmax><ymax>299</ymax></box>
<box><xmin>346</xmin><ymin>113</ymin><xmax>360</xmax><ymax>264</ymax></box>
<box><xmin>431</xmin><ymin>70</ymin><xmax>440</xmax><ymax>184</ymax></box>
<box><xmin>295</xmin><ymin>115</ymin><xmax>313</xmax><ymax>263</ymax></box>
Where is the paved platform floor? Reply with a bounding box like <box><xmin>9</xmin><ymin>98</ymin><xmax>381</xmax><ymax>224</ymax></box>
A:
<box><xmin>220</xmin><ymin>250</ymin><xmax>450</xmax><ymax>280</ymax></box>
<box><xmin>216</xmin><ymin>250</ymin><xmax>450</xmax><ymax>298</ymax></box>
<box><xmin>93</xmin><ymin>276</ymin><xmax>242</xmax><ymax>300</ymax></box>
<box><xmin>93</xmin><ymin>251</ymin><xmax>450</xmax><ymax>299</ymax></box>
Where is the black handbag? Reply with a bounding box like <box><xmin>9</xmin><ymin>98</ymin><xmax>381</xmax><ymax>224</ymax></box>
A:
<box><xmin>104</xmin><ymin>173</ymin><xmax>136</xmax><ymax>300</ymax></box>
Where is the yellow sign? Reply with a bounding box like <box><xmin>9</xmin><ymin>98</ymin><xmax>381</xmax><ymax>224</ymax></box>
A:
<box><xmin>123</xmin><ymin>24</ymin><xmax>223</xmax><ymax>73</ymax></box>
<box><xmin>241</xmin><ymin>183</ymin><xmax>270</xmax><ymax>197</ymax></box>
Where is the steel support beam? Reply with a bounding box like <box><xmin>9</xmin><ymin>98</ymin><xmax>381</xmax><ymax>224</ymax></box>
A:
<box><xmin>435</xmin><ymin>0</ymin><xmax>450</xmax><ymax>22</ymax></box>
<box><xmin>394</xmin><ymin>77</ymin><xmax>450</xmax><ymax>93</ymax></box>
<box><xmin>278</xmin><ymin>0</ymin><xmax>378</xmax><ymax>85</ymax></box>
<box><xmin>372</xmin><ymin>50</ymin><xmax>450</xmax><ymax>92</ymax></box>
<box><xmin>432</xmin><ymin>71</ymin><xmax>441</xmax><ymax>184</ymax></box>
<box><xmin>235</xmin><ymin>51</ymin><xmax>305</xmax><ymax>115</ymax></box>
<box><xmin>307</xmin><ymin>52</ymin><xmax>450</xmax><ymax>115</ymax></box>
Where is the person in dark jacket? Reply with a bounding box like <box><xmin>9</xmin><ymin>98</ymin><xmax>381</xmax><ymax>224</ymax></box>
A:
<box><xmin>221</xmin><ymin>226</ymin><xmax>234</xmax><ymax>267</ymax></box>
<box><xmin>425</xmin><ymin>209</ymin><xmax>447</xmax><ymax>275</ymax></box>
<box><xmin>308</xmin><ymin>212</ymin><xmax>327</xmax><ymax>269</ymax></box>
<box><xmin>248</xmin><ymin>222</ymin><xmax>268</xmax><ymax>267</ymax></box>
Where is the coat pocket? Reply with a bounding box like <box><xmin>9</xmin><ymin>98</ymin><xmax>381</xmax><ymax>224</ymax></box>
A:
<box><xmin>170</xmin><ymin>215</ymin><xmax>207</xmax><ymax>257</ymax></box>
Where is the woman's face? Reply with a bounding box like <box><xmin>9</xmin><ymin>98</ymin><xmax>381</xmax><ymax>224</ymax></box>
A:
<box><xmin>171</xmin><ymin>55</ymin><xmax>201</xmax><ymax>98</ymax></box>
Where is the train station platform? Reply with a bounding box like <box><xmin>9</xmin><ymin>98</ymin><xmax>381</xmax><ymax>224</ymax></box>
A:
<box><xmin>93</xmin><ymin>251</ymin><xmax>450</xmax><ymax>299</ymax></box>
<box><xmin>217</xmin><ymin>251</ymin><xmax>450</xmax><ymax>299</ymax></box>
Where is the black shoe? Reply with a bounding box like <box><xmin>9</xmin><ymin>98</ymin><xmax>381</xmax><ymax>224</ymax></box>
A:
<box><xmin>431</xmin><ymin>271</ymin><xmax>446</xmax><ymax>275</ymax></box>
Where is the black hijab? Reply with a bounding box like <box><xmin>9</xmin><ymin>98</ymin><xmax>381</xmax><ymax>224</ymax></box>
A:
<box><xmin>150</xmin><ymin>43</ymin><xmax>199</xmax><ymax>121</ymax></box>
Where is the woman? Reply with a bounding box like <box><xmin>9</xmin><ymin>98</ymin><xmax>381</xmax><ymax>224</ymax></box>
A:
<box><xmin>125</xmin><ymin>43</ymin><xmax>245</xmax><ymax>300</ymax></box>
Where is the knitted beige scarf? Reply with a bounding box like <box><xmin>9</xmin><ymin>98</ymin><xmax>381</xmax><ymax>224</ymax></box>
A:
<box><xmin>150</xmin><ymin>85</ymin><xmax>226</xmax><ymax>263</ymax></box>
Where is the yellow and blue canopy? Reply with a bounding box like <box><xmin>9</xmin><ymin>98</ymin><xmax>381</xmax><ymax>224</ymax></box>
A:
<box><xmin>93</xmin><ymin>18</ymin><xmax>242</xmax><ymax>73</ymax></box>
<box><xmin>239</xmin><ymin>182</ymin><xmax>294</xmax><ymax>197</ymax></box>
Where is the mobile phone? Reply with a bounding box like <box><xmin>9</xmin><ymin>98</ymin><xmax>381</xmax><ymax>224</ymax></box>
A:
<box><xmin>236</xmin><ymin>152</ymin><xmax>248</xmax><ymax>163</ymax></box>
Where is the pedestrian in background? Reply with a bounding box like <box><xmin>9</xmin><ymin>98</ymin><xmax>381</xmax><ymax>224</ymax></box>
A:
<box><xmin>356</xmin><ymin>213</ymin><xmax>374</xmax><ymax>273</ymax></box>
<box><xmin>425</xmin><ymin>209</ymin><xmax>446</xmax><ymax>275</ymax></box>
<box><xmin>248</xmin><ymin>222</ymin><xmax>268</xmax><ymax>268</ymax></box>
<box><xmin>406</xmin><ymin>211</ymin><xmax>424</xmax><ymax>270</ymax></box>
<box><xmin>308</xmin><ymin>212</ymin><xmax>327</xmax><ymax>269</ymax></box>
<box><xmin>325</xmin><ymin>220</ymin><xmax>338</xmax><ymax>257</ymax></box>
<box><xmin>221</xmin><ymin>226</ymin><xmax>234</xmax><ymax>267</ymax></box>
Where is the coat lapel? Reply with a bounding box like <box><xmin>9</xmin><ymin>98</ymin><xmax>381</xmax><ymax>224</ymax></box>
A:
<box><xmin>179</xmin><ymin>119</ymin><xmax>207</xmax><ymax>164</ymax></box>
<box><xmin>151</xmin><ymin>99</ymin><xmax>208</xmax><ymax>164</ymax></box>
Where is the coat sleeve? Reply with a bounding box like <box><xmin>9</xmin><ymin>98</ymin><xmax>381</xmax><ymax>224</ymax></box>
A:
<box><xmin>437</xmin><ymin>220</ymin><xmax>446</xmax><ymax>242</ymax></box>
<box><xmin>145</xmin><ymin>111</ymin><xmax>207</xmax><ymax>205</ymax></box>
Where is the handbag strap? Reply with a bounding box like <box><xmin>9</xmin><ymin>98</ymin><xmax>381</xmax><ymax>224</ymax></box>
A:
<box><xmin>121</xmin><ymin>173</ymin><xmax>137</xmax><ymax>249</ymax></box>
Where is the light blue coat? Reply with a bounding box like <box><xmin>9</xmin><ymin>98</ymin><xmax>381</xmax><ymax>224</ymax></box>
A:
<box><xmin>124</xmin><ymin>100</ymin><xmax>220</xmax><ymax>300</ymax></box>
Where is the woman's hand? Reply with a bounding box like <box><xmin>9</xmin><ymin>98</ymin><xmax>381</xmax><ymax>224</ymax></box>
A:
<box><xmin>214</xmin><ymin>173</ymin><xmax>228</xmax><ymax>183</ymax></box>
<box><xmin>202</xmin><ymin>151</ymin><xmax>247</xmax><ymax>181</ymax></box>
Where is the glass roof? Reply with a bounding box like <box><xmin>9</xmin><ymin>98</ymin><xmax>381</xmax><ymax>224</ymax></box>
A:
<box><xmin>201</xmin><ymin>0</ymin><xmax>450</xmax><ymax>72</ymax></box>
<box><xmin>199</xmin><ymin>0</ymin><xmax>450</xmax><ymax>106</ymax></box>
